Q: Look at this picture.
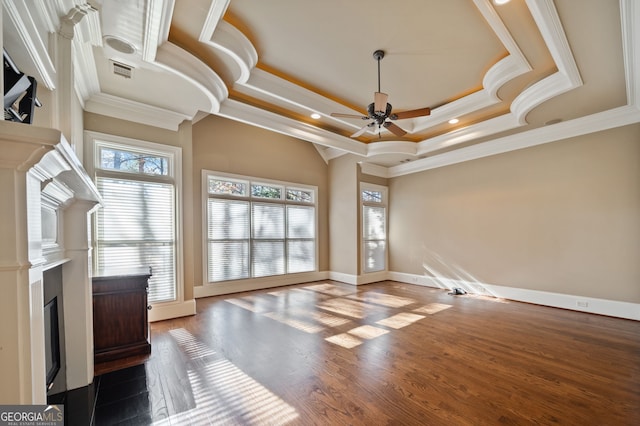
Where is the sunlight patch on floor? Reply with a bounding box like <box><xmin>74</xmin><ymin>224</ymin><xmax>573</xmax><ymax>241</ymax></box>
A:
<box><xmin>158</xmin><ymin>329</ymin><xmax>299</xmax><ymax>425</ymax></box>
<box><xmin>168</xmin><ymin>328</ymin><xmax>216</xmax><ymax>359</ymax></box>
<box><xmin>376</xmin><ymin>313</ymin><xmax>426</xmax><ymax>329</ymax></box>
<box><xmin>325</xmin><ymin>333</ymin><xmax>363</xmax><ymax>349</ymax></box>
<box><xmin>264</xmin><ymin>312</ymin><xmax>325</xmax><ymax>333</ymax></box>
<box><xmin>225</xmin><ymin>297</ymin><xmax>269</xmax><ymax>313</ymax></box>
<box><xmin>303</xmin><ymin>282</ymin><xmax>355</xmax><ymax>296</ymax></box>
<box><xmin>349</xmin><ymin>291</ymin><xmax>416</xmax><ymax>308</ymax></box>
<box><xmin>316</xmin><ymin>297</ymin><xmax>378</xmax><ymax>319</ymax></box>
<box><xmin>285</xmin><ymin>308</ymin><xmax>352</xmax><ymax>327</ymax></box>
<box><xmin>308</xmin><ymin>310</ymin><xmax>352</xmax><ymax>327</ymax></box>
<box><xmin>413</xmin><ymin>303</ymin><xmax>453</xmax><ymax>315</ymax></box>
<box><xmin>348</xmin><ymin>325</ymin><xmax>389</xmax><ymax>339</ymax></box>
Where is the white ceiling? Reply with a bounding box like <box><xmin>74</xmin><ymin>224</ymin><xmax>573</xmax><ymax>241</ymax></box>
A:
<box><xmin>9</xmin><ymin>0</ymin><xmax>640</xmax><ymax>174</ymax></box>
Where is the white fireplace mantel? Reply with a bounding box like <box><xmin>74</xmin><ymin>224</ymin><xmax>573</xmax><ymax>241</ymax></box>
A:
<box><xmin>0</xmin><ymin>120</ymin><xmax>101</xmax><ymax>404</ymax></box>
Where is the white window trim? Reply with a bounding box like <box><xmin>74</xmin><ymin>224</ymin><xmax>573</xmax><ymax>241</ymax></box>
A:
<box><xmin>85</xmin><ymin>131</ymin><xmax>185</xmax><ymax>310</ymax></box>
<box><xmin>202</xmin><ymin>169</ymin><xmax>319</xmax><ymax>285</ymax></box>
<box><xmin>360</xmin><ymin>182</ymin><xmax>388</xmax><ymax>274</ymax></box>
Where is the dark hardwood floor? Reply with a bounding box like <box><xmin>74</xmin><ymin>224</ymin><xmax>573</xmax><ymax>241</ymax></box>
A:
<box><xmin>92</xmin><ymin>280</ymin><xmax>640</xmax><ymax>425</ymax></box>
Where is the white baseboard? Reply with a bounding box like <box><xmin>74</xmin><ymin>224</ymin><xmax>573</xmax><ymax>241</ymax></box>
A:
<box><xmin>189</xmin><ymin>270</ymin><xmax>638</xmax><ymax>321</ymax></box>
<box><xmin>388</xmin><ymin>272</ymin><xmax>640</xmax><ymax>321</ymax></box>
<box><xmin>482</xmin><ymin>284</ymin><xmax>640</xmax><ymax>321</ymax></box>
<box><xmin>148</xmin><ymin>299</ymin><xmax>196</xmax><ymax>322</ymax></box>
<box><xmin>356</xmin><ymin>271</ymin><xmax>388</xmax><ymax>285</ymax></box>
<box><xmin>194</xmin><ymin>271</ymin><xmax>329</xmax><ymax>298</ymax></box>
<box><xmin>327</xmin><ymin>271</ymin><xmax>358</xmax><ymax>285</ymax></box>
<box><xmin>327</xmin><ymin>271</ymin><xmax>389</xmax><ymax>285</ymax></box>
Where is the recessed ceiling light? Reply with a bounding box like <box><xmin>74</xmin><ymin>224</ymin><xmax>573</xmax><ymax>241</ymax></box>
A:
<box><xmin>494</xmin><ymin>0</ymin><xmax>511</xmax><ymax>4</ymax></box>
<box><xmin>448</xmin><ymin>118</ymin><xmax>459</xmax><ymax>124</ymax></box>
<box><xmin>103</xmin><ymin>35</ymin><xmax>136</xmax><ymax>54</ymax></box>
<box><xmin>310</xmin><ymin>113</ymin><xmax>321</xmax><ymax>119</ymax></box>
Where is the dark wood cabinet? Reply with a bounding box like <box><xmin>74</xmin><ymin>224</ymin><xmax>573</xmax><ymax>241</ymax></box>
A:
<box><xmin>92</xmin><ymin>267</ymin><xmax>152</xmax><ymax>364</ymax></box>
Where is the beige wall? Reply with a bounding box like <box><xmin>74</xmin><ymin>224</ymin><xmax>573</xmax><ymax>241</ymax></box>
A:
<box><xmin>83</xmin><ymin>112</ymin><xmax>639</xmax><ymax>305</ymax></box>
<box><xmin>328</xmin><ymin>154</ymin><xmax>361</xmax><ymax>275</ymax></box>
<box><xmin>389</xmin><ymin>123</ymin><xmax>640</xmax><ymax>303</ymax></box>
<box><xmin>83</xmin><ymin>113</ymin><xmax>196</xmax><ymax>300</ymax></box>
<box><xmin>191</xmin><ymin>115</ymin><xmax>329</xmax><ymax>286</ymax></box>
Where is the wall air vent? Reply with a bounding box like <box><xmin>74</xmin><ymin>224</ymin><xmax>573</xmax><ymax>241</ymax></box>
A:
<box><xmin>112</xmin><ymin>61</ymin><xmax>133</xmax><ymax>79</ymax></box>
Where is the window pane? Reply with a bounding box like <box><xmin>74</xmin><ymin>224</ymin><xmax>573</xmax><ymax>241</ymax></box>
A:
<box><xmin>251</xmin><ymin>184</ymin><xmax>282</xmax><ymax>199</ymax></box>
<box><xmin>97</xmin><ymin>244</ymin><xmax>176</xmax><ymax>302</ymax></box>
<box><xmin>208</xmin><ymin>178</ymin><xmax>247</xmax><ymax>196</ymax></box>
<box><xmin>252</xmin><ymin>241</ymin><xmax>285</xmax><ymax>277</ymax></box>
<box><xmin>364</xmin><ymin>241</ymin><xmax>386</xmax><ymax>273</ymax></box>
<box><xmin>287</xmin><ymin>205</ymin><xmax>315</xmax><ymax>238</ymax></box>
<box><xmin>100</xmin><ymin>147</ymin><xmax>169</xmax><ymax>175</ymax></box>
<box><xmin>286</xmin><ymin>189</ymin><xmax>313</xmax><ymax>203</ymax></box>
<box><xmin>363</xmin><ymin>206</ymin><xmax>386</xmax><ymax>240</ymax></box>
<box><xmin>98</xmin><ymin>178</ymin><xmax>174</xmax><ymax>241</ymax></box>
<box><xmin>96</xmin><ymin>177</ymin><xmax>176</xmax><ymax>303</ymax></box>
<box><xmin>288</xmin><ymin>240</ymin><xmax>315</xmax><ymax>273</ymax></box>
<box><xmin>208</xmin><ymin>199</ymin><xmax>250</xmax><ymax>240</ymax></box>
<box><xmin>252</xmin><ymin>203</ymin><xmax>285</xmax><ymax>239</ymax></box>
<box><xmin>362</xmin><ymin>190</ymin><xmax>382</xmax><ymax>203</ymax></box>
<box><xmin>204</xmin><ymin>172</ymin><xmax>317</xmax><ymax>283</ymax></box>
<box><xmin>209</xmin><ymin>241</ymin><xmax>250</xmax><ymax>281</ymax></box>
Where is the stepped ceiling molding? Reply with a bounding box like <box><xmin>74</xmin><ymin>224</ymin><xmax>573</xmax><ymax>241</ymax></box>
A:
<box><xmin>7</xmin><ymin>0</ymin><xmax>640</xmax><ymax>176</ymax></box>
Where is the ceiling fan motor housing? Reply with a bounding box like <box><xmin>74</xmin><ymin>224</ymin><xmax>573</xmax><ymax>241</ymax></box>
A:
<box><xmin>367</xmin><ymin>102</ymin><xmax>393</xmax><ymax>124</ymax></box>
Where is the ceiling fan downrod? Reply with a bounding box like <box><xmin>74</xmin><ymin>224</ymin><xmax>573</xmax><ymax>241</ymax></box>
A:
<box><xmin>373</xmin><ymin>49</ymin><xmax>385</xmax><ymax>93</ymax></box>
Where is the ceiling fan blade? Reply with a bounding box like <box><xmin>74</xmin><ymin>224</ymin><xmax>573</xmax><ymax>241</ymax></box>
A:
<box><xmin>390</xmin><ymin>107</ymin><xmax>431</xmax><ymax>120</ymax></box>
<box><xmin>331</xmin><ymin>112</ymin><xmax>368</xmax><ymax>119</ymax></box>
<box><xmin>351</xmin><ymin>122</ymin><xmax>374</xmax><ymax>138</ymax></box>
<box><xmin>374</xmin><ymin>92</ymin><xmax>388</xmax><ymax>113</ymax></box>
<box><xmin>383</xmin><ymin>121</ymin><xmax>407</xmax><ymax>137</ymax></box>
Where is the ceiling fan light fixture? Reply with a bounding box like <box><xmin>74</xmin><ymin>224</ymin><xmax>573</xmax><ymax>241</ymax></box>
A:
<box><xmin>329</xmin><ymin>48</ymin><xmax>431</xmax><ymax>139</ymax></box>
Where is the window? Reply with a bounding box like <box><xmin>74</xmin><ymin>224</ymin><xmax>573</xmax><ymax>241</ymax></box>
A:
<box><xmin>92</xmin><ymin>138</ymin><xmax>181</xmax><ymax>303</ymax></box>
<box><xmin>204</xmin><ymin>171</ymin><xmax>317</xmax><ymax>283</ymax></box>
<box><xmin>361</xmin><ymin>183</ymin><xmax>388</xmax><ymax>273</ymax></box>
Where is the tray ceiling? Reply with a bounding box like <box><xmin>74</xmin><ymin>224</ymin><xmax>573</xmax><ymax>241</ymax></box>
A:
<box><xmin>9</xmin><ymin>0</ymin><xmax>639</xmax><ymax>174</ymax></box>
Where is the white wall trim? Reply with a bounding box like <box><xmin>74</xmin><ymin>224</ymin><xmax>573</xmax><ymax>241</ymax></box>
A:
<box><xmin>84</xmin><ymin>92</ymin><xmax>191</xmax><ymax>131</ymax></box>
<box><xmin>199</xmin><ymin>0</ymin><xmax>232</xmax><ymax>44</ymax></box>
<box><xmin>154</xmin><ymin>42</ymin><xmax>228</xmax><ymax>114</ymax></box>
<box><xmin>482</xmin><ymin>284</ymin><xmax>640</xmax><ymax>321</ymax></box>
<box><xmin>3</xmin><ymin>0</ymin><xmax>56</xmax><ymax>89</ymax></box>
<box><xmin>148</xmin><ymin>299</ymin><xmax>196</xmax><ymax>322</ymax></box>
<box><xmin>387</xmin><ymin>105</ymin><xmax>640</xmax><ymax>178</ymax></box>
<box><xmin>356</xmin><ymin>271</ymin><xmax>388</xmax><ymax>285</ymax></box>
<box><xmin>388</xmin><ymin>271</ymin><xmax>640</xmax><ymax>321</ymax></box>
<box><xmin>194</xmin><ymin>271</ymin><xmax>330</xmax><ymax>298</ymax></box>
<box><xmin>218</xmin><ymin>99</ymin><xmax>368</xmax><ymax>155</ymax></box>
<box><xmin>327</xmin><ymin>271</ymin><xmax>358</xmax><ymax>285</ymax></box>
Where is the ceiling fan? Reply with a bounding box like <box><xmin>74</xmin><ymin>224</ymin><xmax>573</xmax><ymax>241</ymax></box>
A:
<box><xmin>331</xmin><ymin>50</ymin><xmax>431</xmax><ymax>138</ymax></box>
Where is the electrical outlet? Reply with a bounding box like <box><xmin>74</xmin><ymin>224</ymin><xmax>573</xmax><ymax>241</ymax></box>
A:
<box><xmin>577</xmin><ymin>301</ymin><xmax>589</xmax><ymax>308</ymax></box>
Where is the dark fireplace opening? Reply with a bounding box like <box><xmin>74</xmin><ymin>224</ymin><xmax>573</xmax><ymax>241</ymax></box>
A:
<box><xmin>43</xmin><ymin>265</ymin><xmax>66</xmax><ymax>396</ymax></box>
<box><xmin>44</xmin><ymin>297</ymin><xmax>61</xmax><ymax>389</ymax></box>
